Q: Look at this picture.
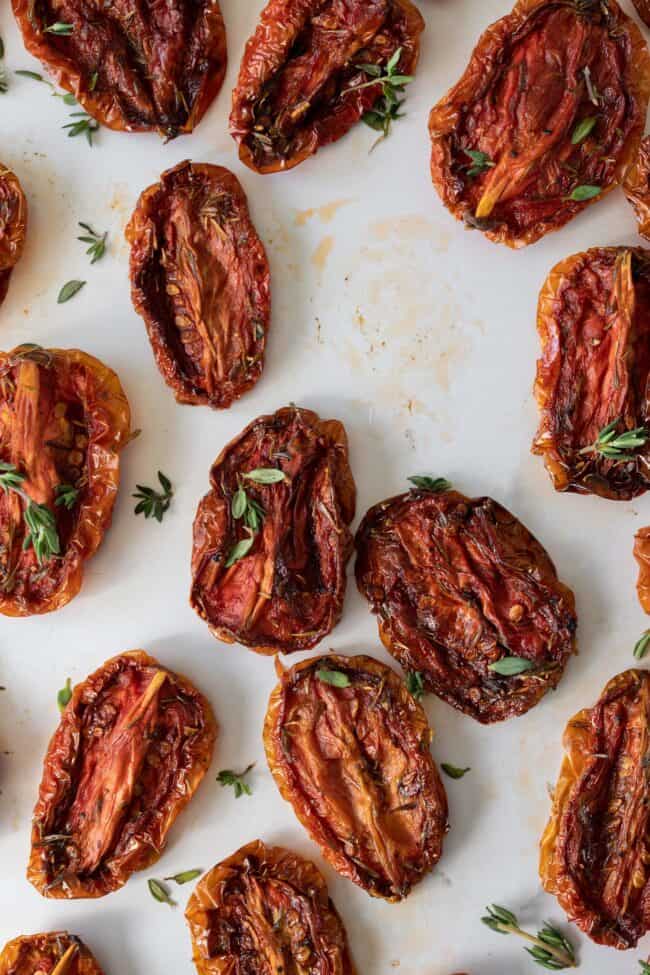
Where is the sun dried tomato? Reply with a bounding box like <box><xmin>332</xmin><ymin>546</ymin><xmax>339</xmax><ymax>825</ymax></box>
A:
<box><xmin>186</xmin><ymin>840</ymin><xmax>356</xmax><ymax>975</ymax></box>
<box><xmin>428</xmin><ymin>0</ymin><xmax>650</xmax><ymax>248</ymax></box>
<box><xmin>28</xmin><ymin>650</ymin><xmax>216</xmax><ymax>899</ymax></box>
<box><xmin>0</xmin><ymin>344</ymin><xmax>131</xmax><ymax>616</ymax></box>
<box><xmin>533</xmin><ymin>247</ymin><xmax>650</xmax><ymax>499</ymax></box>
<box><xmin>11</xmin><ymin>0</ymin><xmax>227</xmax><ymax>137</ymax></box>
<box><xmin>634</xmin><ymin>527</ymin><xmax>650</xmax><ymax>613</ymax></box>
<box><xmin>190</xmin><ymin>405</ymin><xmax>356</xmax><ymax>654</ymax></box>
<box><xmin>633</xmin><ymin>0</ymin><xmax>650</xmax><ymax>27</ymax></box>
<box><xmin>624</xmin><ymin>135</ymin><xmax>650</xmax><ymax>239</ymax></box>
<box><xmin>126</xmin><ymin>161</ymin><xmax>270</xmax><ymax>410</ymax></box>
<box><xmin>355</xmin><ymin>484</ymin><xmax>577</xmax><ymax>724</ymax></box>
<box><xmin>230</xmin><ymin>0</ymin><xmax>424</xmax><ymax>174</ymax></box>
<box><xmin>0</xmin><ymin>166</ymin><xmax>27</xmax><ymax>309</ymax></box>
<box><xmin>264</xmin><ymin>653</ymin><xmax>448</xmax><ymax>901</ymax></box>
<box><xmin>540</xmin><ymin>669</ymin><xmax>650</xmax><ymax>949</ymax></box>
<box><xmin>0</xmin><ymin>932</ymin><xmax>103</xmax><ymax>975</ymax></box>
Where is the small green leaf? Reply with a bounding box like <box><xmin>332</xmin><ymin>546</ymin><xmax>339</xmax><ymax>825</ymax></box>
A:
<box><xmin>565</xmin><ymin>184</ymin><xmax>601</xmax><ymax>202</ymax></box>
<box><xmin>147</xmin><ymin>878</ymin><xmax>175</xmax><ymax>906</ymax></box>
<box><xmin>225</xmin><ymin>535</ymin><xmax>255</xmax><ymax>568</ymax></box>
<box><xmin>405</xmin><ymin>670</ymin><xmax>425</xmax><ymax>700</ymax></box>
<box><xmin>164</xmin><ymin>869</ymin><xmax>202</xmax><ymax>885</ymax></box>
<box><xmin>57</xmin><ymin>677</ymin><xmax>72</xmax><ymax>712</ymax></box>
<box><xmin>232</xmin><ymin>487</ymin><xmax>247</xmax><ymax>519</ymax></box>
<box><xmin>57</xmin><ymin>279</ymin><xmax>86</xmax><ymax>303</ymax></box>
<box><xmin>133</xmin><ymin>472</ymin><xmax>173</xmax><ymax>522</ymax></box>
<box><xmin>639</xmin><ymin>962</ymin><xmax>650</xmax><ymax>975</ymax></box>
<box><xmin>89</xmin><ymin>71</ymin><xmax>98</xmax><ymax>91</ymax></box>
<box><xmin>441</xmin><ymin>763</ymin><xmax>471</xmax><ymax>780</ymax></box>
<box><xmin>15</xmin><ymin>70</ymin><xmax>46</xmax><ymax>82</ymax></box>
<box><xmin>634</xmin><ymin>631</ymin><xmax>650</xmax><ymax>660</ymax></box>
<box><xmin>55</xmin><ymin>483</ymin><xmax>79</xmax><ymax>510</ymax></box>
<box><xmin>44</xmin><ymin>22</ymin><xmax>74</xmax><ymax>35</ymax></box>
<box><xmin>243</xmin><ymin>468</ymin><xmax>287</xmax><ymax>484</ymax></box>
<box><xmin>488</xmin><ymin>656</ymin><xmax>535</xmax><ymax>676</ymax></box>
<box><xmin>408</xmin><ymin>475</ymin><xmax>451</xmax><ymax>493</ymax></box>
<box><xmin>571</xmin><ymin>116</ymin><xmax>598</xmax><ymax>145</ymax></box>
<box><xmin>316</xmin><ymin>669</ymin><xmax>350</xmax><ymax>688</ymax></box>
<box><xmin>217</xmin><ymin>764</ymin><xmax>254</xmax><ymax>798</ymax></box>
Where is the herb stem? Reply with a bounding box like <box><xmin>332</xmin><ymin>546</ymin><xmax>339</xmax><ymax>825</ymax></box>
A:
<box><xmin>495</xmin><ymin>923</ymin><xmax>575</xmax><ymax>968</ymax></box>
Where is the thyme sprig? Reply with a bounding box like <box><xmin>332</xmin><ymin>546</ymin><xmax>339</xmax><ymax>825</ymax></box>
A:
<box><xmin>14</xmin><ymin>69</ymin><xmax>98</xmax><ymax>143</ymax></box>
<box><xmin>77</xmin><ymin>222</ymin><xmax>107</xmax><ymax>263</ymax></box>
<box><xmin>226</xmin><ymin>468</ymin><xmax>287</xmax><ymax>567</ymax></box>
<box><xmin>350</xmin><ymin>47</ymin><xmax>414</xmax><ymax>148</ymax></box>
<box><xmin>464</xmin><ymin>148</ymin><xmax>495</xmax><ymax>177</ymax></box>
<box><xmin>55</xmin><ymin>483</ymin><xmax>79</xmax><ymax>510</ymax></box>
<box><xmin>482</xmin><ymin>905</ymin><xmax>577</xmax><ymax>970</ymax></box>
<box><xmin>579</xmin><ymin>417</ymin><xmax>650</xmax><ymax>462</ymax></box>
<box><xmin>0</xmin><ymin>462</ymin><xmax>61</xmax><ymax>564</ymax></box>
<box><xmin>133</xmin><ymin>471</ymin><xmax>173</xmax><ymax>522</ymax></box>
<box><xmin>640</xmin><ymin>962</ymin><xmax>650</xmax><ymax>975</ymax></box>
<box><xmin>406</xmin><ymin>670</ymin><xmax>425</xmax><ymax>700</ymax></box>
<box><xmin>217</xmin><ymin>764</ymin><xmax>254</xmax><ymax>798</ymax></box>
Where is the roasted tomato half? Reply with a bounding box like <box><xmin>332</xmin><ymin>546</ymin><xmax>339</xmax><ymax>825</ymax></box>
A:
<box><xmin>230</xmin><ymin>0</ymin><xmax>425</xmax><ymax>174</ymax></box>
<box><xmin>0</xmin><ymin>932</ymin><xmax>103</xmax><ymax>975</ymax></box>
<box><xmin>190</xmin><ymin>405</ymin><xmax>356</xmax><ymax>654</ymax></box>
<box><xmin>126</xmin><ymin>161</ymin><xmax>270</xmax><ymax>409</ymax></box>
<box><xmin>186</xmin><ymin>840</ymin><xmax>356</xmax><ymax>975</ymax></box>
<box><xmin>540</xmin><ymin>669</ymin><xmax>650</xmax><ymax>949</ymax></box>
<box><xmin>264</xmin><ymin>653</ymin><xmax>448</xmax><ymax>901</ymax></box>
<box><xmin>355</xmin><ymin>483</ymin><xmax>577</xmax><ymax>724</ymax></box>
<box><xmin>11</xmin><ymin>0</ymin><xmax>227</xmax><ymax>138</ymax></box>
<box><xmin>28</xmin><ymin>650</ymin><xmax>216</xmax><ymax>899</ymax></box>
<box><xmin>624</xmin><ymin>135</ymin><xmax>650</xmax><ymax>239</ymax></box>
<box><xmin>428</xmin><ymin>0</ymin><xmax>650</xmax><ymax>248</ymax></box>
<box><xmin>0</xmin><ymin>165</ymin><xmax>27</xmax><ymax>308</ymax></box>
<box><xmin>533</xmin><ymin>247</ymin><xmax>650</xmax><ymax>500</ymax></box>
<box><xmin>0</xmin><ymin>344</ymin><xmax>131</xmax><ymax>616</ymax></box>
<box><xmin>634</xmin><ymin>527</ymin><xmax>650</xmax><ymax>613</ymax></box>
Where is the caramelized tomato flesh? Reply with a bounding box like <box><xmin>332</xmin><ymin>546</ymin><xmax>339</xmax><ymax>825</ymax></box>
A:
<box><xmin>355</xmin><ymin>488</ymin><xmax>577</xmax><ymax>723</ymax></box>
<box><xmin>0</xmin><ymin>932</ymin><xmax>103</xmax><ymax>975</ymax></box>
<box><xmin>185</xmin><ymin>841</ymin><xmax>357</xmax><ymax>975</ymax></box>
<box><xmin>264</xmin><ymin>654</ymin><xmax>448</xmax><ymax>900</ymax></box>
<box><xmin>0</xmin><ymin>166</ymin><xmax>27</xmax><ymax>307</ymax></box>
<box><xmin>533</xmin><ymin>248</ymin><xmax>650</xmax><ymax>499</ymax></box>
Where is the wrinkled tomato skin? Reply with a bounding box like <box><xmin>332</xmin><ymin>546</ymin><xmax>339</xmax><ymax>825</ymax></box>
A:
<box><xmin>0</xmin><ymin>932</ymin><xmax>103</xmax><ymax>975</ymax></box>
<box><xmin>0</xmin><ymin>166</ymin><xmax>27</xmax><ymax>308</ymax></box>
<box><xmin>28</xmin><ymin>650</ymin><xmax>217</xmax><ymax>899</ymax></box>
<box><xmin>429</xmin><ymin>0</ymin><xmax>650</xmax><ymax>248</ymax></box>
<box><xmin>355</xmin><ymin>487</ymin><xmax>577</xmax><ymax>724</ymax></box>
<box><xmin>540</xmin><ymin>669</ymin><xmax>650</xmax><ymax>949</ymax></box>
<box><xmin>0</xmin><ymin>344</ymin><xmax>131</xmax><ymax>616</ymax></box>
<box><xmin>634</xmin><ymin>527</ymin><xmax>650</xmax><ymax>613</ymax></box>
<box><xmin>185</xmin><ymin>840</ymin><xmax>357</xmax><ymax>975</ymax></box>
<box><xmin>230</xmin><ymin>0</ymin><xmax>424</xmax><ymax>174</ymax></box>
<box><xmin>11</xmin><ymin>0</ymin><xmax>227</xmax><ymax>137</ymax></box>
<box><xmin>633</xmin><ymin>0</ymin><xmax>650</xmax><ymax>27</ymax></box>
<box><xmin>624</xmin><ymin>135</ymin><xmax>650</xmax><ymax>238</ymax></box>
<box><xmin>264</xmin><ymin>653</ymin><xmax>448</xmax><ymax>901</ymax></box>
<box><xmin>533</xmin><ymin>247</ymin><xmax>650</xmax><ymax>500</ymax></box>
<box><xmin>190</xmin><ymin>405</ymin><xmax>356</xmax><ymax>654</ymax></box>
<box><xmin>126</xmin><ymin>161</ymin><xmax>270</xmax><ymax>410</ymax></box>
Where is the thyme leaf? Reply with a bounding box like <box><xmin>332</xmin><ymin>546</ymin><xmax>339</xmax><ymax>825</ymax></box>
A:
<box><xmin>57</xmin><ymin>678</ymin><xmax>72</xmax><ymax>712</ymax></box>
<box><xmin>565</xmin><ymin>184</ymin><xmax>601</xmax><ymax>202</ymax></box>
<box><xmin>55</xmin><ymin>483</ymin><xmax>79</xmax><ymax>510</ymax></box>
<box><xmin>164</xmin><ymin>869</ymin><xmax>202</xmax><ymax>885</ymax></box>
<box><xmin>488</xmin><ymin>656</ymin><xmax>535</xmax><ymax>676</ymax></box>
<box><xmin>217</xmin><ymin>764</ymin><xmax>254</xmax><ymax>798</ymax></box>
<box><xmin>147</xmin><ymin>878</ymin><xmax>175</xmax><ymax>907</ymax></box>
<box><xmin>0</xmin><ymin>461</ymin><xmax>26</xmax><ymax>492</ymax></box>
<box><xmin>634</xmin><ymin>631</ymin><xmax>650</xmax><ymax>660</ymax></box>
<box><xmin>349</xmin><ymin>46</ymin><xmax>413</xmax><ymax>148</ymax></box>
<box><xmin>0</xmin><ymin>462</ymin><xmax>62</xmax><ymax>562</ymax></box>
<box><xmin>243</xmin><ymin>468</ymin><xmax>287</xmax><ymax>484</ymax></box>
<box><xmin>44</xmin><ymin>22</ymin><xmax>74</xmax><ymax>35</ymax></box>
<box><xmin>62</xmin><ymin>112</ymin><xmax>99</xmax><ymax>146</ymax></box>
<box><xmin>316</xmin><ymin>669</ymin><xmax>351</xmax><ymax>688</ymax></box>
<box><xmin>408</xmin><ymin>475</ymin><xmax>451</xmax><ymax>493</ymax></box>
<box><xmin>57</xmin><ymin>280</ymin><xmax>86</xmax><ymax>303</ymax></box>
<box><xmin>482</xmin><ymin>906</ymin><xmax>576</xmax><ymax>969</ymax></box>
<box><xmin>133</xmin><ymin>471</ymin><xmax>173</xmax><ymax>522</ymax></box>
<box><xmin>464</xmin><ymin>148</ymin><xmax>496</xmax><ymax>177</ymax></box>
<box><xmin>225</xmin><ymin>531</ymin><xmax>255</xmax><ymax>567</ymax></box>
<box><xmin>571</xmin><ymin>116</ymin><xmax>598</xmax><ymax>145</ymax></box>
<box><xmin>405</xmin><ymin>670</ymin><xmax>425</xmax><ymax>700</ymax></box>
<box><xmin>77</xmin><ymin>222</ymin><xmax>107</xmax><ymax>263</ymax></box>
<box><xmin>441</xmin><ymin>763</ymin><xmax>471</xmax><ymax>780</ymax></box>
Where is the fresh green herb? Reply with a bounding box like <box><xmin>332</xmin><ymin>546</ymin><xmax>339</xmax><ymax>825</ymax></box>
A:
<box><xmin>408</xmin><ymin>475</ymin><xmax>451</xmax><ymax>493</ymax></box>
<box><xmin>571</xmin><ymin>116</ymin><xmax>598</xmax><ymax>145</ymax></box>
<box><xmin>406</xmin><ymin>670</ymin><xmax>425</xmax><ymax>700</ymax></box>
<box><xmin>441</xmin><ymin>763</ymin><xmax>471</xmax><ymax>780</ymax></box>
<box><xmin>0</xmin><ymin>462</ymin><xmax>62</xmax><ymax>563</ymax></box>
<box><xmin>45</xmin><ymin>22</ymin><xmax>74</xmax><ymax>35</ymax></box>
<box><xmin>15</xmin><ymin>68</ymin><xmax>76</xmax><ymax>105</ymax></box>
<box><xmin>565</xmin><ymin>184</ymin><xmax>601</xmax><ymax>202</ymax></box>
<box><xmin>147</xmin><ymin>878</ymin><xmax>175</xmax><ymax>907</ymax></box>
<box><xmin>225</xmin><ymin>531</ymin><xmax>255</xmax><ymax>568</ymax></box>
<box><xmin>133</xmin><ymin>471</ymin><xmax>174</xmax><ymax>522</ymax></box>
<box><xmin>62</xmin><ymin>112</ymin><xmax>99</xmax><ymax>145</ymax></box>
<box><xmin>55</xmin><ymin>483</ymin><xmax>79</xmax><ymax>510</ymax></box>
<box><xmin>231</xmin><ymin>485</ymin><xmax>265</xmax><ymax>532</ymax></box>
<box><xmin>15</xmin><ymin>69</ymin><xmax>46</xmax><ymax>82</ymax></box>
<box><xmin>639</xmin><ymin>962</ymin><xmax>650</xmax><ymax>975</ymax></box>
<box><xmin>57</xmin><ymin>280</ymin><xmax>86</xmax><ymax>304</ymax></box>
<box><xmin>88</xmin><ymin>71</ymin><xmax>98</xmax><ymax>91</ymax></box>
<box><xmin>77</xmin><ymin>222</ymin><xmax>107</xmax><ymax>264</ymax></box>
<box><xmin>57</xmin><ymin>678</ymin><xmax>72</xmax><ymax>712</ymax></box>
<box><xmin>350</xmin><ymin>47</ymin><xmax>414</xmax><ymax>148</ymax></box>
<box><xmin>316</xmin><ymin>669</ymin><xmax>351</xmax><ymax>688</ymax></box>
<box><xmin>488</xmin><ymin>656</ymin><xmax>535</xmax><ymax>676</ymax></box>
<box><xmin>243</xmin><ymin>468</ymin><xmax>287</xmax><ymax>485</ymax></box>
<box><xmin>482</xmin><ymin>906</ymin><xmax>576</xmax><ymax>970</ymax></box>
<box><xmin>634</xmin><ymin>631</ymin><xmax>650</xmax><ymax>660</ymax></box>
<box><xmin>579</xmin><ymin>417</ymin><xmax>649</xmax><ymax>462</ymax></box>
<box><xmin>464</xmin><ymin>148</ymin><xmax>496</xmax><ymax>177</ymax></box>
<box><xmin>164</xmin><ymin>869</ymin><xmax>202</xmax><ymax>885</ymax></box>
<box><xmin>217</xmin><ymin>764</ymin><xmax>254</xmax><ymax>798</ymax></box>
